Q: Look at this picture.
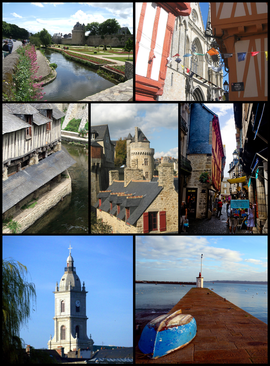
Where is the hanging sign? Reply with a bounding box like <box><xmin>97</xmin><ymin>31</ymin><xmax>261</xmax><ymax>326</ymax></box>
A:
<box><xmin>231</xmin><ymin>82</ymin><xmax>244</xmax><ymax>91</ymax></box>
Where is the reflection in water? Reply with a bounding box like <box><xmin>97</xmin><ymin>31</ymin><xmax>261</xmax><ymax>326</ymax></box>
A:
<box><xmin>41</xmin><ymin>49</ymin><xmax>114</xmax><ymax>101</ymax></box>
<box><xmin>24</xmin><ymin>143</ymin><xmax>89</xmax><ymax>234</ymax></box>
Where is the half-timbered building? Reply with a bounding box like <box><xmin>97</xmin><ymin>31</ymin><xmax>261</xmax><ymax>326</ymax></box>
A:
<box><xmin>135</xmin><ymin>2</ymin><xmax>191</xmax><ymax>101</ymax></box>
<box><xmin>3</xmin><ymin>103</ymin><xmax>76</xmax><ymax>231</ymax></box>
<box><xmin>211</xmin><ymin>2</ymin><xmax>268</xmax><ymax>101</ymax></box>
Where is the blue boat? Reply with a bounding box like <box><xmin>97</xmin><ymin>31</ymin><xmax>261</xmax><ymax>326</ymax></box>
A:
<box><xmin>138</xmin><ymin>310</ymin><xmax>197</xmax><ymax>359</ymax></box>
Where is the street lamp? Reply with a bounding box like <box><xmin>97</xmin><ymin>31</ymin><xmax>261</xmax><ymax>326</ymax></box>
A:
<box><xmin>223</xmin><ymin>80</ymin><xmax>229</xmax><ymax>101</ymax></box>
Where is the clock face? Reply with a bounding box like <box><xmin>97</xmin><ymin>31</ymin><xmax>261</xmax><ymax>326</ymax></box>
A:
<box><xmin>76</xmin><ymin>300</ymin><xmax>80</xmax><ymax>307</ymax></box>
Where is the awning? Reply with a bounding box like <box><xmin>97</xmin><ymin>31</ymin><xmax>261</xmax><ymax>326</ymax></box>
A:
<box><xmin>227</xmin><ymin>176</ymin><xmax>247</xmax><ymax>184</ymax></box>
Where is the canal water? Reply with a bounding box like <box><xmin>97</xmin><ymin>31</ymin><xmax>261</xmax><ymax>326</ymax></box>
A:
<box><xmin>41</xmin><ymin>49</ymin><xmax>114</xmax><ymax>101</ymax></box>
<box><xmin>24</xmin><ymin>142</ymin><xmax>88</xmax><ymax>234</ymax></box>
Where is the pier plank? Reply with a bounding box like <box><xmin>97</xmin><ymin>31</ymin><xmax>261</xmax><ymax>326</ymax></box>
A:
<box><xmin>136</xmin><ymin>287</ymin><xmax>267</xmax><ymax>364</ymax></box>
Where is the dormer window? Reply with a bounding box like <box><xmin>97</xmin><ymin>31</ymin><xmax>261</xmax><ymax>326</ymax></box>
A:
<box><xmin>25</xmin><ymin>115</ymin><xmax>32</xmax><ymax>139</ymax></box>
<box><xmin>126</xmin><ymin>207</ymin><xmax>130</xmax><ymax>220</ymax></box>
<box><xmin>117</xmin><ymin>204</ymin><xmax>120</xmax><ymax>215</ymax></box>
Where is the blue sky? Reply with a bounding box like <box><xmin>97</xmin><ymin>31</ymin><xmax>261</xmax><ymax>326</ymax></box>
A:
<box><xmin>91</xmin><ymin>103</ymin><xmax>178</xmax><ymax>159</ymax></box>
<box><xmin>204</xmin><ymin>103</ymin><xmax>235</xmax><ymax>176</ymax></box>
<box><xmin>136</xmin><ymin>236</ymin><xmax>267</xmax><ymax>282</ymax></box>
<box><xmin>2</xmin><ymin>235</ymin><xmax>133</xmax><ymax>349</ymax></box>
<box><xmin>3</xmin><ymin>2</ymin><xmax>133</xmax><ymax>36</ymax></box>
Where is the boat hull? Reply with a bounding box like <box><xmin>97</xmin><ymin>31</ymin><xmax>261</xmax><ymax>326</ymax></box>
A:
<box><xmin>138</xmin><ymin>310</ymin><xmax>197</xmax><ymax>359</ymax></box>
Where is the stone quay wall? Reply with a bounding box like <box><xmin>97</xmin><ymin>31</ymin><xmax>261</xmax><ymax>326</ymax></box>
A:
<box><xmin>3</xmin><ymin>173</ymin><xmax>72</xmax><ymax>234</ymax></box>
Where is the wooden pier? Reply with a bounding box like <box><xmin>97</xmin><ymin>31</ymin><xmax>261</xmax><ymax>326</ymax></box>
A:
<box><xmin>136</xmin><ymin>287</ymin><xmax>267</xmax><ymax>363</ymax></box>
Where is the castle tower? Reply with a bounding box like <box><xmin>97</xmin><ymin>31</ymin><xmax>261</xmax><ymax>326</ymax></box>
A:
<box><xmin>72</xmin><ymin>22</ymin><xmax>85</xmax><ymax>45</ymax></box>
<box><xmin>127</xmin><ymin>127</ymin><xmax>155</xmax><ymax>180</ymax></box>
<box><xmin>48</xmin><ymin>246</ymin><xmax>91</xmax><ymax>354</ymax></box>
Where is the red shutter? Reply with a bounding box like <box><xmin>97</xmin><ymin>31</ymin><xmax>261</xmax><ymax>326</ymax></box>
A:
<box><xmin>160</xmin><ymin>211</ymin><xmax>166</xmax><ymax>232</ymax></box>
<box><xmin>143</xmin><ymin>212</ymin><xmax>149</xmax><ymax>233</ymax></box>
<box><xmin>99</xmin><ymin>198</ymin><xmax>101</xmax><ymax>207</ymax></box>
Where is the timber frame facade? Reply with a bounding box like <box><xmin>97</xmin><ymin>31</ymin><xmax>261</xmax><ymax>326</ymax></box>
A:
<box><xmin>211</xmin><ymin>2</ymin><xmax>268</xmax><ymax>101</ymax></box>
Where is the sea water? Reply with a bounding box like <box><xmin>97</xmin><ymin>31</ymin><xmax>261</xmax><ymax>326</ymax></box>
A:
<box><xmin>136</xmin><ymin>282</ymin><xmax>267</xmax><ymax>324</ymax></box>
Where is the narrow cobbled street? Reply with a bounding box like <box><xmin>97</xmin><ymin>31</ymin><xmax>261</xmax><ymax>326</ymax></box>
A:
<box><xmin>182</xmin><ymin>204</ymin><xmax>250</xmax><ymax>235</ymax></box>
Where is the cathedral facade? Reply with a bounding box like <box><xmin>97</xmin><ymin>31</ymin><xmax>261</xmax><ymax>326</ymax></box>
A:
<box><xmin>159</xmin><ymin>3</ymin><xmax>224</xmax><ymax>101</ymax></box>
<box><xmin>48</xmin><ymin>247</ymin><xmax>93</xmax><ymax>355</ymax></box>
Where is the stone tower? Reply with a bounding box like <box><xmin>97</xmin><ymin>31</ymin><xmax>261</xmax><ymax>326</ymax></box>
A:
<box><xmin>72</xmin><ymin>22</ymin><xmax>85</xmax><ymax>45</ymax></box>
<box><xmin>48</xmin><ymin>246</ymin><xmax>91</xmax><ymax>354</ymax></box>
<box><xmin>126</xmin><ymin>127</ymin><xmax>154</xmax><ymax>180</ymax></box>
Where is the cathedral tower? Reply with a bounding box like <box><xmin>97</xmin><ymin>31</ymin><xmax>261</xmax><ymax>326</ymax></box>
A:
<box><xmin>48</xmin><ymin>246</ymin><xmax>91</xmax><ymax>354</ymax></box>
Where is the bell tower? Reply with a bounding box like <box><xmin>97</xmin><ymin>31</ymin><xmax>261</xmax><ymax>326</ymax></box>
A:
<box><xmin>48</xmin><ymin>246</ymin><xmax>92</xmax><ymax>354</ymax></box>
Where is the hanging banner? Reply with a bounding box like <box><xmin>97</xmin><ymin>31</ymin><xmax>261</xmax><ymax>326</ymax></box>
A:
<box><xmin>207</xmin><ymin>48</ymin><xmax>219</xmax><ymax>56</ymax></box>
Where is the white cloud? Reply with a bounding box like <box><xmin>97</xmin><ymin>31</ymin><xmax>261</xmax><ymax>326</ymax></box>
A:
<box><xmin>11</xmin><ymin>12</ymin><xmax>22</xmax><ymax>18</ymax></box>
<box><xmin>154</xmin><ymin>147</ymin><xmax>178</xmax><ymax>159</ymax></box>
<box><xmin>31</xmin><ymin>2</ymin><xmax>44</xmax><ymax>7</ymax></box>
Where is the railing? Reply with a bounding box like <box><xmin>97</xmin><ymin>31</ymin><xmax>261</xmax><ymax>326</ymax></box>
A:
<box><xmin>65</xmin><ymin>266</ymin><xmax>76</xmax><ymax>272</ymax></box>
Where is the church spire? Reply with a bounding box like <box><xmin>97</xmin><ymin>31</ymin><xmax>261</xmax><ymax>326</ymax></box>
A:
<box><xmin>66</xmin><ymin>245</ymin><xmax>74</xmax><ymax>272</ymax></box>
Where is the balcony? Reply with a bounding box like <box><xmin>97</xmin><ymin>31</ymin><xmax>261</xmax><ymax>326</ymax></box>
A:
<box><xmin>180</xmin><ymin>115</ymin><xmax>188</xmax><ymax>134</ymax></box>
<box><xmin>180</xmin><ymin>155</ymin><xmax>192</xmax><ymax>173</ymax></box>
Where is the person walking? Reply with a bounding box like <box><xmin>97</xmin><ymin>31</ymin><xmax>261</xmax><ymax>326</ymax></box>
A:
<box><xmin>2</xmin><ymin>41</ymin><xmax>9</xmax><ymax>58</ymax></box>
<box><xmin>217</xmin><ymin>199</ymin><xmax>223</xmax><ymax>219</ymax></box>
<box><xmin>246</xmin><ymin>202</ymin><xmax>255</xmax><ymax>234</ymax></box>
<box><xmin>229</xmin><ymin>207</ymin><xmax>237</xmax><ymax>234</ymax></box>
<box><xmin>8</xmin><ymin>36</ymin><xmax>13</xmax><ymax>54</ymax></box>
<box><xmin>180</xmin><ymin>201</ymin><xmax>188</xmax><ymax>233</ymax></box>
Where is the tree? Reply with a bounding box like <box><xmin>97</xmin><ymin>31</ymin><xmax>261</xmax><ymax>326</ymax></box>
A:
<box><xmin>86</xmin><ymin>22</ymin><xmax>100</xmax><ymax>35</ymax></box>
<box><xmin>2</xmin><ymin>259</ymin><xmax>36</xmax><ymax>363</ymax></box>
<box><xmin>29</xmin><ymin>35</ymin><xmax>41</xmax><ymax>48</ymax></box>
<box><xmin>37</xmin><ymin>28</ymin><xmax>51</xmax><ymax>47</ymax></box>
<box><xmin>124</xmin><ymin>38</ymin><xmax>133</xmax><ymax>59</ymax></box>
<box><xmin>115</xmin><ymin>138</ymin><xmax>127</xmax><ymax>167</ymax></box>
<box><xmin>99</xmin><ymin>19</ymin><xmax>121</xmax><ymax>36</ymax></box>
<box><xmin>91</xmin><ymin>213</ymin><xmax>112</xmax><ymax>233</ymax></box>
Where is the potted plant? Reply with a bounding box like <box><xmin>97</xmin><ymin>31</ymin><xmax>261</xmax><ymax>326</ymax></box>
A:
<box><xmin>199</xmin><ymin>171</ymin><xmax>211</xmax><ymax>184</ymax></box>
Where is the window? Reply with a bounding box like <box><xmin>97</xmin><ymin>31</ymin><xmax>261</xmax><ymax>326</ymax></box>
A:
<box><xmin>61</xmin><ymin>325</ymin><xmax>66</xmax><ymax>340</ymax></box>
<box><xmin>117</xmin><ymin>204</ymin><xmax>120</xmax><ymax>215</ymax></box>
<box><xmin>126</xmin><ymin>207</ymin><xmax>130</xmax><ymax>220</ymax></box>
<box><xmin>75</xmin><ymin>325</ymin><xmax>80</xmax><ymax>339</ymax></box>
<box><xmin>61</xmin><ymin>300</ymin><xmax>65</xmax><ymax>313</ymax></box>
<box><xmin>145</xmin><ymin>172</ymin><xmax>149</xmax><ymax>179</ymax></box>
<box><xmin>46</xmin><ymin>121</ymin><xmax>51</xmax><ymax>131</ymax></box>
<box><xmin>25</xmin><ymin>115</ymin><xmax>32</xmax><ymax>138</ymax></box>
<box><xmin>149</xmin><ymin>212</ymin><xmax>158</xmax><ymax>231</ymax></box>
<box><xmin>144</xmin><ymin>158</ymin><xmax>148</xmax><ymax>166</ymax></box>
<box><xmin>47</xmin><ymin>109</ymin><xmax>52</xmax><ymax>119</ymax></box>
<box><xmin>76</xmin><ymin>305</ymin><xmax>80</xmax><ymax>313</ymax></box>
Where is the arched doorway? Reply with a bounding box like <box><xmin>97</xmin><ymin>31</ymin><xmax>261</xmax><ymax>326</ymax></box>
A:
<box><xmin>192</xmin><ymin>87</ymin><xmax>204</xmax><ymax>101</ymax></box>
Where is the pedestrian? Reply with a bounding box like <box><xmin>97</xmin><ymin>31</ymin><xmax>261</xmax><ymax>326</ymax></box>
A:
<box><xmin>2</xmin><ymin>41</ymin><xmax>9</xmax><ymax>58</ymax></box>
<box><xmin>22</xmin><ymin>39</ymin><xmax>25</xmax><ymax>46</ymax></box>
<box><xmin>217</xmin><ymin>199</ymin><xmax>223</xmax><ymax>219</ymax></box>
<box><xmin>246</xmin><ymin>202</ymin><xmax>255</xmax><ymax>234</ymax></box>
<box><xmin>8</xmin><ymin>36</ymin><xmax>13</xmax><ymax>54</ymax></box>
<box><xmin>226</xmin><ymin>201</ymin><xmax>230</xmax><ymax>226</ymax></box>
<box><xmin>229</xmin><ymin>207</ymin><xmax>237</xmax><ymax>234</ymax></box>
<box><xmin>180</xmin><ymin>201</ymin><xmax>188</xmax><ymax>232</ymax></box>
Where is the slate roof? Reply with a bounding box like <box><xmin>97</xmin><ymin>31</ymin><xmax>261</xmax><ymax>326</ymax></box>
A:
<box><xmin>3</xmin><ymin>150</ymin><xmax>76</xmax><ymax>213</ymax></box>
<box><xmin>3</xmin><ymin>103</ymin><xmax>65</xmax><ymax>134</ymax></box>
<box><xmin>90</xmin><ymin>125</ymin><xmax>109</xmax><ymax>141</ymax></box>
<box><xmin>96</xmin><ymin>180</ymin><xmax>163</xmax><ymax>226</ymax></box>
<box><xmin>3</xmin><ymin>105</ymin><xmax>30</xmax><ymax>134</ymax></box>
<box><xmin>91</xmin><ymin>347</ymin><xmax>133</xmax><ymax>361</ymax></box>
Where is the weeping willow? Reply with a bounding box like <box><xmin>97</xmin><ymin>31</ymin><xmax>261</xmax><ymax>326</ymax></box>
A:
<box><xmin>2</xmin><ymin>259</ymin><xmax>36</xmax><ymax>363</ymax></box>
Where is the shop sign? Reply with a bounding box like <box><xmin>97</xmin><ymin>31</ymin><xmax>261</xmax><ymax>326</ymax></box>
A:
<box><xmin>231</xmin><ymin>82</ymin><xmax>244</xmax><ymax>91</ymax></box>
<box><xmin>231</xmin><ymin>199</ymin><xmax>249</xmax><ymax>209</ymax></box>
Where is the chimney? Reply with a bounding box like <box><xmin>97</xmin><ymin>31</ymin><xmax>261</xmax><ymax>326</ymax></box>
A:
<box><xmin>124</xmin><ymin>168</ymin><xmax>144</xmax><ymax>187</ymax></box>
<box><xmin>135</xmin><ymin>127</ymin><xmax>138</xmax><ymax>143</ymax></box>
<box><xmin>56</xmin><ymin>346</ymin><xmax>65</xmax><ymax>357</ymax></box>
<box><xmin>158</xmin><ymin>163</ymin><xmax>174</xmax><ymax>190</ymax></box>
<box><xmin>109</xmin><ymin>170</ymin><xmax>119</xmax><ymax>186</ymax></box>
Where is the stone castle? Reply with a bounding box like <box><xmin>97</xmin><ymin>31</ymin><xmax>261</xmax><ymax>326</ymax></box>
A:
<box><xmin>52</xmin><ymin>22</ymin><xmax>132</xmax><ymax>47</ymax></box>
